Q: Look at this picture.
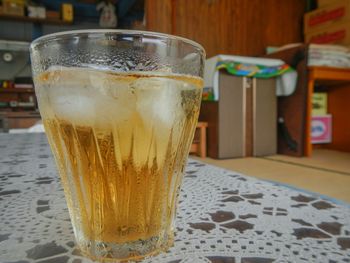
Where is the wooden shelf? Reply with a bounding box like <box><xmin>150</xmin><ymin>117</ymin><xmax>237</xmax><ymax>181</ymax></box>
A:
<box><xmin>0</xmin><ymin>88</ymin><xmax>35</xmax><ymax>93</ymax></box>
<box><xmin>305</xmin><ymin>66</ymin><xmax>350</xmax><ymax>156</ymax></box>
<box><xmin>308</xmin><ymin>66</ymin><xmax>350</xmax><ymax>86</ymax></box>
<box><xmin>0</xmin><ymin>106</ymin><xmax>36</xmax><ymax>110</ymax></box>
<box><xmin>0</xmin><ymin>13</ymin><xmax>72</xmax><ymax>25</ymax></box>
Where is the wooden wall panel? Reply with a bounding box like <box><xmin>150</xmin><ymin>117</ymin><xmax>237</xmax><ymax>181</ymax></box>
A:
<box><xmin>146</xmin><ymin>0</ymin><xmax>305</xmax><ymax>57</ymax></box>
<box><xmin>145</xmin><ymin>0</ymin><xmax>172</xmax><ymax>33</ymax></box>
<box><xmin>263</xmin><ymin>0</ymin><xmax>305</xmax><ymax>54</ymax></box>
<box><xmin>174</xmin><ymin>0</ymin><xmax>234</xmax><ymax>57</ymax></box>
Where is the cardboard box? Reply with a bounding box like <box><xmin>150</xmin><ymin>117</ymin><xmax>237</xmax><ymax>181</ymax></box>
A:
<box><xmin>311</xmin><ymin>115</ymin><xmax>332</xmax><ymax>144</ymax></box>
<box><xmin>304</xmin><ymin>0</ymin><xmax>350</xmax><ymax>34</ymax></box>
<box><xmin>312</xmin><ymin>92</ymin><xmax>328</xmax><ymax>116</ymax></box>
<box><xmin>305</xmin><ymin>21</ymin><xmax>350</xmax><ymax>45</ymax></box>
<box><xmin>317</xmin><ymin>0</ymin><xmax>346</xmax><ymax>8</ymax></box>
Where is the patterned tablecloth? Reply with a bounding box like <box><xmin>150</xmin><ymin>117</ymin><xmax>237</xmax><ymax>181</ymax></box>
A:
<box><xmin>0</xmin><ymin>133</ymin><xmax>350</xmax><ymax>263</ymax></box>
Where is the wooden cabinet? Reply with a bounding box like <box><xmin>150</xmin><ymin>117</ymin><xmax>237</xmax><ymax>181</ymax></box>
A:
<box><xmin>199</xmin><ymin>72</ymin><xmax>277</xmax><ymax>159</ymax></box>
<box><xmin>146</xmin><ymin>0</ymin><xmax>306</xmax><ymax>57</ymax></box>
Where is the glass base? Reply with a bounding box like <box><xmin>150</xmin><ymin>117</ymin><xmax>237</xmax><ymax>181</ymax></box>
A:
<box><xmin>78</xmin><ymin>231</ymin><xmax>174</xmax><ymax>262</ymax></box>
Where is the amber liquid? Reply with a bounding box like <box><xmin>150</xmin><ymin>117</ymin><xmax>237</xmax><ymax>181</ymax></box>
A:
<box><xmin>35</xmin><ymin>68</ymin><xmax>202</xmax><ymax>260</ymax></box>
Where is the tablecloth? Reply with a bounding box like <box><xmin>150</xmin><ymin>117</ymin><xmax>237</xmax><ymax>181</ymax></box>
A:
<box><xmin>0</xmin><ymin>133</ymin><xmax>350</xmax><ymax>263</ymax></box>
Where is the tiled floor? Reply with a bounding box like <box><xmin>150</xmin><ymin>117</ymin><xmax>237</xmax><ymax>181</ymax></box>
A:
<box><xmin>192</xmin><ymin>149</ymin><xmax>350</xmax><ymax>203</ymax></box>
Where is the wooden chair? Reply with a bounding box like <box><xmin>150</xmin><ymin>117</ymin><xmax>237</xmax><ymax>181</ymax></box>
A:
<box><xmin>190</xmin><ymin>121</ymin><xmax>208</xmax><ymax>158</ymax></box>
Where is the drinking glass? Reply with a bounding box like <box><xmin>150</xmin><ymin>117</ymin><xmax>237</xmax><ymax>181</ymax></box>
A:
<box><xmin>30</xmin><ymin>30</ymin><xmax>205</xmax><ymax>262</ymax></box>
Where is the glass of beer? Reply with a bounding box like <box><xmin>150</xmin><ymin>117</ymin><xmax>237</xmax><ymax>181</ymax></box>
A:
<box><xmin>30</xmin><ymin>30</ymin><xmax>205</xmax><ymax>262</ymax></box>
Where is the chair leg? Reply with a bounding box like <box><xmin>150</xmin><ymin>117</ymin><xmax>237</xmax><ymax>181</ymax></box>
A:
<box><xmin>199</xmin><ymin>125</ymin><xmax>207</xmax><ymax>158</ymax></box>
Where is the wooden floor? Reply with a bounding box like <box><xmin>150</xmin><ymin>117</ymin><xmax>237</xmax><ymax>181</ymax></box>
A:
<box><xmin>192</xmin><ymin>149</ymin><xmax>350</xmax><ymax>203</ymax></box>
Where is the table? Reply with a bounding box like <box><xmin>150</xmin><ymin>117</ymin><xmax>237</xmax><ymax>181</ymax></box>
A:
<box><xmin>1</xmin><ymin>133</ymin><xmax>350</xmax><ymax>263</ymax></box>
<box><xmin>306</xmin><ymin>66</ymin><xmax>350</xmax><ymax>156</ymax></box>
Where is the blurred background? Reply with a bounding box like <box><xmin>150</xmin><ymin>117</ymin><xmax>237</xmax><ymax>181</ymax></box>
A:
<box><xmin>0</xmin><ymin>0</ymin><xmax>349</xmax><ymax>202</ymax></box>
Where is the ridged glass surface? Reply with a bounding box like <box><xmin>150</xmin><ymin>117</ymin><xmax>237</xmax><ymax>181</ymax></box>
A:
<box><xmin>35</xmin><ymin>67</ymin><xmax>203</xmax><ymax>261</ymax></box>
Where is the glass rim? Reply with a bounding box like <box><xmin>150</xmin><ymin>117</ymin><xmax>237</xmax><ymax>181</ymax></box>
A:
<box><xmin>30</xmin><ymin>29</ymin><xmax>205</xmax><ymax>54</ymax></box>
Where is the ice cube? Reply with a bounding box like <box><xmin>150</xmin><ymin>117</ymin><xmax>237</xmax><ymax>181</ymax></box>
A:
<box><xmin>132</xmin><ymin>77</ymin><xmax>186</xmax><ymax>164</ymax></box>
<box><xmin>134</xmin><ymin>77</ymin><xmax>184</xmax><ymax>130</ymax></box>
<box><xmin>45</xmin><ymin>67</ymin><xmax>137</xmax><ymax>128</ymax></box>
<box><xmin>49</xmin><ymin>85</ymin><xmax>96</xmax><ymax>127</ymax></box>
<box><xmin>89</xmin><ymin>71</ymin><xmax>137</xmax><ymax>127</ymax></box>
